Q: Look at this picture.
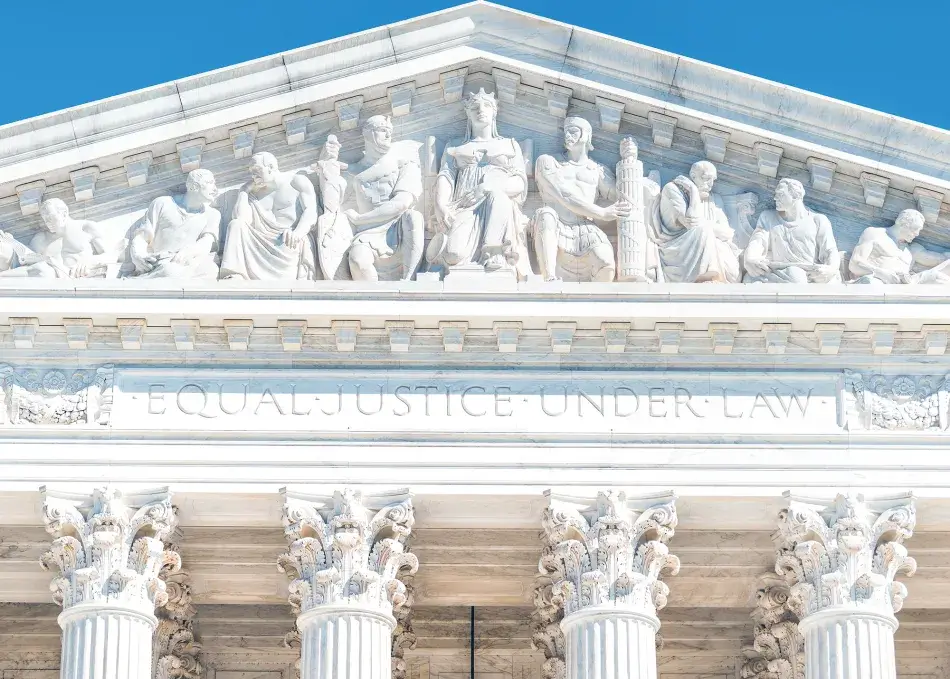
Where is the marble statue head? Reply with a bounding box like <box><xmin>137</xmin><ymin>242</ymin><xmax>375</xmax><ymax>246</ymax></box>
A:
<box><xmin>363</xmin><ymin>115</ymin><xmax>394</xmax><ymax>154</ymax></box>
<box><xmin>249</xmin><ymin>152</ymin><xmax>280</xmax><ymax>189</ymax></box>
<box><xmin>774</xmin><ymin>178</ymin><xmax>806</xmax><ymax>213</ymax></box>
<box><xmin>689</xmin><ymin>161</ymin><xmax>718</xmax><ymax>199</ymax></box>
<box><xmin>893</xmin><ymin>209</ymin><xmax>925</xmax><ymax>244</ymax></box>
<box><xmin>39</xmin><ymin>198</ymin><xmax>70</xmax><ymax>234</ymax></box>
<box><xmin>563</xmin><ymin>117</ymin><xmax>594</xmax><ymax>152</ymax></box>
<box><xmin>185</xmin><ymin>169</ymin><xmax>218</xmax><ymax>206</ymax></box>
<box><xmin>462</xmin><ymin>88</ymin><xmax>500</xmax><ymax>141</ymax></box>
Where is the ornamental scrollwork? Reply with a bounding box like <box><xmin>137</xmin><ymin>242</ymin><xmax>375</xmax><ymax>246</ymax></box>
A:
<box><xmin>155</xmin><ymin>513</ymin><xmax>203</xmax><ymax>679</ymax></box>
<box><xmin>739</xmin><ymin>575</ymin><xmax>804</xmax><ymax>679</ymax></box>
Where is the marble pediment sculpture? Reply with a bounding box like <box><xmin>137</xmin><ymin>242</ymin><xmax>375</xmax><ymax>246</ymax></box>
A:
<box><xmin>849</xmin><ymin>208</ymin><xmax>950</xmax><ymax>284</ymax></box>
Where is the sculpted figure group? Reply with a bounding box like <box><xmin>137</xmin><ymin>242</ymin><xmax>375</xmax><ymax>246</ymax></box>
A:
<box><xmin>1</xmin><ymin>88</ymin><xmax>947</xmax><ymax>286</ymax></box>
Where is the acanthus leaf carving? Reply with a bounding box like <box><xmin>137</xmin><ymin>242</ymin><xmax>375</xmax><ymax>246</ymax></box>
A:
<box><xmin>154</xmin><ymin>511</ymin><xmax>202</xmax><ymax>679</ymax></box>
<box><xmin>739</xmin><ymin>574</ymin><xmax>804</xmax><ymax>679</ymax></box>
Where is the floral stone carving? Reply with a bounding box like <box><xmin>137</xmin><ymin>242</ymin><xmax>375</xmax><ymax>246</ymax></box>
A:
<box><xmin>740</xmin><ymin>575</ymin><xmax>804</xmax><ymax>679</ymax></box>
<box><xmin>0</xmin><ymin>364</ymin><xmax>114</xmax><ymax>426</ymax></box>
<box><xmin>155</xmin><ymin>515</ymin><xmax>202</xmax><ymax>679</ymax></box>
<box><xmin>843</xmin><ymin>371</ymin><xmax>950</xmax><ymax>430</ymax></box>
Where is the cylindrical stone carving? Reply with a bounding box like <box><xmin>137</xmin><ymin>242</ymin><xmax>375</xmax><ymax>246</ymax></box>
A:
<box><xmin>59</xmin><ymin>605</ymin><xmax>157</xmax><ymax>679</ymax></box>
<box><xmin>800</xmin><ymin>609</ymin><xmax>897</xmax><ymax>679</ymax></box>
<box><xmin>562</xmin><ymin>609</ymin><xmax>659</xmax><ymax>679</ymax></box>
<box><xmin>299</xmin><ymin>608</ymin><xmax>395</xmax><ymax>679</ymax></box>
<box><xmin>615</xmin><ymin>138</ymin><xmax>647</xmax><ymax>281</ymax></box>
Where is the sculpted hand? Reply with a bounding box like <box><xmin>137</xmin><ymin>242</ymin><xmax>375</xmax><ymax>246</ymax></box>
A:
<box><xmin>811</xmin><ymin>264</ymin><xmax>838</xmax><ymax>282</ymax></box>
<box><xmin>343</xmin><ymin>209</ymin><xmax>363</xmax><ymax>227</ymax></box>
<box><xmin>601</xmin><ymin>198</ymin><xmax>632</xmax><ymax>221</ymax></box>
<box><xmin>745</xmin><ymin>258</ymin><xmax>770</xmax><ymax>278</ymax></box>
<box><xmin>282</xmin><ymin>229</ymin><xmax>306</xmax><ymax>250</ymax></box>
<box><xmin>69</xmin><ymin>264</ymin><xmax>88</xmax><ymax>278</ymax></box>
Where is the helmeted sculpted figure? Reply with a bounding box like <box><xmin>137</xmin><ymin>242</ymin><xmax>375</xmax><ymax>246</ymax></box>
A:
<box><xmin>531</xmin><ymin>116</ymin><xmax>627</xmax><ymax>282</ymax></box>
<box><xmin>743</xmin><ymin>178</ymin><xmax>841</xmax><ymax>283</ymax></box>
<box><xmin>221</xmin><ymin>152</ymin><xmax>318</xmax><ymax>280</ymax></box>
<box><xmin>427</xmin><ymin>89</ymin><xmax>530</xmax><ymax>277</ymax></box>
<box><xmin>652</xmin><ymin>161</ymin><xmax>741</xmax><ymax>283</ymax></box>
<box><xmin>0</xmin><ymin>199</ymin><xmax>118</xmax><ymax>278</ymax></box>
<box><xmin>314</xmin><ymin>119</ymin><xmax>424</xmax><ymax>281</ymax></box>
<box><xmin>129</xmin><ymin>169</ymin><xmax>221</xmax><ymax>279</ymax></box>
<box><xmin>849</xmin><ymin>208</ymin><xmax>950</xmax><ymax>284</ymax></box>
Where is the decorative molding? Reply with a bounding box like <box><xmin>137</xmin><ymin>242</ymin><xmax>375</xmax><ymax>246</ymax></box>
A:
<box><xmin>762</xmin><ymin>324</ymin><xmax>791</xmax><ymax>355</ymax></box>
<box><xmin>647</xmin><ymin>111</ymin><xmax>677</xmax><ymax>148</ymax></box>
<box><xmin>439</xmin><ymin>321</ymin><xmax>468</xmax><ymax>353</ymax></box>
<box><xmin>331</xmin><ymin>320</ymin><xmax>360</xmax><ymax>352</ymax></box>
<box><xmin>10</xmin><ymin>317</ymin><xmax>39</xmax><ymax>349</ymax></box>
<box><xmin>547</xmin><ymin>322</ymin><xmax>576</xmax><ymax>354</ymax></box>
<box><xmin>223</xmin><ymin>319</ymin><xmax>254</xmax><ymax>351</ymax></box>
<box><xmin>860</xmin><ymin>172</ymin><xmax>890</xmax><ymax>208</ymax></box>
<box><xmin>805</xmin><ymin>157</ymin><xmax>836</xmax><ymax>192</ymax></box>
<box><xmin>602</xmin><ymin>322</ymin><xmax>630</xmax><ymax>353</ymax></box>
<box><xmin>278</xmin><ymin>320</ymin><xmax>307</xmax><ymax>352</ymax></box>
<box><xmin>15</xmin><ymin>180</ymin><xmax>45</xmax><ymax>216</ymax></box>
<box><xmin>278</xmin><ymin>488</ymin><xmax>418</xmax><ymax>617</ymax></box>
<box><xmin>170</xmin><ymin>319</ymin><xmax>199</xmax><ymax>351</ymax></box>
<box><xmin>40</xmin><ymin>486</ymin><xmax>179</xmax><ymax>614</ymax></box>
<box><xmin>709</xmin><ymin>323</ymin><xmax>738</xmax><ymax>354</ymax></box>
<box><xmin>533</xmin><ymin>519</ymin><xmax>566</xmax><ymax>679</ymax></box>
<box><xmin>63</xmin><ymin>318</ymin><xmax>93</xmax><ymax>350</ymax></box>
<box><xmin>540</xmin><ymin>490</ymin><xmax>680</xmax><ymax>618</ymax></box>
<box><xmin>0</xmin><ymin>364</ymin><xmax>114</xmax><ymax>426</ymax></box>
<box><xmin>283</xmin><ymin>111</ymin><xmax>311</xmax><ymax>146</ymax></box>
<box><xmin>117</xmin><ymin>318</ymin><xmax>146</xmax><ymax>350</ymax></box>
<box><xmin>544</xmin><ymin>83</ymin><xmax>572</xmax><ymax>118</ymax></box>
<box><xmin>842</xmin><ymin>371</ymin><xmax>949</xmax><ymax>431</ymax></box>
<box><xmin>388</xmin><ymin>83</ymin><xmax>416</xmax><ymax>117</ymax></box>
<box><xmin>774</xmin><ymin>492</ymin><xmax>916</xmax><ymax>619</ymax></box>
<box><xmin>655</xmin><ymin>322</ymin><xmax>685</xmax><ymax>354</ymax></box>
<box><xmin>740</xmin><ymin>574</ymin><xmax>804</xmax><ymax>679</ymax></box>
<box><xmin>229</xmin><ymin>123</ymin><xmax>259</xmax><ymax>159</ymax></box>
<box><xmin>913</xmin><ymin>187</ymin><xmax>944</xmax><ymax>223</ymax></box>
<box><xmin>439</xmin><ymin>67</ymin><xmax>468</xmax><ymax>103</ymax></box>
<box><xmin>814</xmin><ymin>323</ymin><xmax>844</xmax><ymax>355</ymax></box>
<box><xmin>386</xmin><ymin>321</ymin><xmax>414</xmax><ymax>353</ymax></box>
<box><xmin>176</xmin><ymin>138</ymin><xmax>205</xmax><ymax>173</ymax></box>
<box><xmin>700</xmin><ymin>127</ymin><xmax>729</xmax><ymax>162</ymax></box>
<box><xmin>335</xmin><ymin>96</ymin><xmax>364</xmax><ymax>131</ymax></box>
<box><xmin>69</xmin><ymin>166</ymin><xmax>100</xmax><ymax>202</ymax></box>
<box><xmin>595</xmin><ymin>97</ymin><xmax>624</xmax><ymax>133</ymax></box>
<box><xmin>921</xmin><ymin>324</ymin><xmax>950</xmax><ymax>355</ymax></box>
<box><xmin>753</xmin><ymin>142</ymin><xmax>783</xmax><ymax>178</ymax></box>
<box><xmin>491</xmin><ymin>68</ymin><xmax>520</xmax><ymax>103</ymax></box>
<box><xmin>868</xmin><ymin>323</ymin><xmax>898</xmax><ymax>355</ymax></box>
<box><xmin>493</xmin><ymin>321</ymin><xmax>522</xmax><ymax>353</ymax></box>
<box><xmin>123</xmin><ymin>152</ymin><xmax>153</xmax><ymax>187</ymax></box>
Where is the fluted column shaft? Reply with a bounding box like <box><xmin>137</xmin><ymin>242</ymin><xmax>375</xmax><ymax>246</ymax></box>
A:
<box><xmin>59</xmin><ymin>605</ymin><xmax>156</xmax><ymax>679</ymax></box>
<box><xmin>800</xmin><ymin>608</ymin><xmax>897</xmax><ymax>679</ymax></box>
<box><xmin>299</xmin><ymin>607</ymin><xmax>394</xmax><ymax>679</ymax></box>
<box><xmin>562</xmin><ymin>608</ymin><xmax>659</xmax><ymax>679</ymax></box>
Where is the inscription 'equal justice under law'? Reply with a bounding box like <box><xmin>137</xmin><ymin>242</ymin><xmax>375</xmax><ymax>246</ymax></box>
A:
<box><xmin>146</xmin><ymin>382</ymin><xmax>814</xmax><ymax>420</ymax></box>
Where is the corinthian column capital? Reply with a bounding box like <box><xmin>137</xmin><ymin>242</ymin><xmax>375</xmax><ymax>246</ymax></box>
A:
<box><xmin>774</xmin><ymin>492</ymin><xmax>916</xmax><ymax>620</ymax></box>
<box><xmin>40</xmin><ymin>486</ymin><xmax>180</xmax><ymax>616</ymax></box>
<box><xmin>740</xmin><ymin>574</ymin><xmax>804</xmax><ymax>679</ymax></box>
<box><xmin>541</xmin><ymin>490</ymin><xmax>680</xmax><ymax>619</ymax></box>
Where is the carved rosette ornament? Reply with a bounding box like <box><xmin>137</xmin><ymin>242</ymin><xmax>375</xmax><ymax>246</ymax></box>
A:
<box><xmin>842</xmin><ymin>371</ymin><xmax>950</xmax><ymax>431</ymax></box>
<box><xmin>278</xmin><ymin>488</ymin><xmax>418</xmax><ymax>679</ymax></box>
<box><xmin>739</xmin><ymin>575</ymin><xmax>804</xmax><ymax>679</ymax></box>
<box><xmin>154</xmin><ymin>516</ymin><xmax>203</xmax><ymax>679</ymax></box>
<box><xmin>774</xmin><ymin>493</ymin><xmax>916</xmax><ymax>679</ymax></box>
<box><xmin>540</xmin><ymin>490</ymin><xmax>679</xmax><ymax>679</ymax></box>
<box><xmin>0</xmin><ymin>364</ymin><xmax>114</xmax><ymax>426</ymax></box>
<box><xmin>40</xmin><ymin>486</ymin><xmax>180</xmax><ymax>679</ymax></box>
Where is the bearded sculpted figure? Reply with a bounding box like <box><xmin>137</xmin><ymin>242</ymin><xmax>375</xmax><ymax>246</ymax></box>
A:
<box><xmin>652</xmin><ymin>160</ymin><xmax>741</xmax><ymax>283</ymax></box>
<box><xmin>743</xmin><ymin>178</ymin><xmax>840</xmax><ymax>284</ymax></box>
<box><xmin>314</xmin><ymin>118</ymin><xmax>424</xmax><ymax>281</ymax></box>
<box><xmin>531</xmin><ymin>116</ymin><xmax>628</xmax><ymax>282</ymax></box>
<box><xmin>0</xmin><ymin>199</ymin><xmax>118</xmax><ymax>278</ymax></box>
<box><xmin>129</xmin><ymin>169</ymin><xmax>221</xmax><ymax>279</ymax></box>
<box><xmin>221</xmin><ymin>152</ymin><xmax>318</xmax><ymax>280</ymax></box>
<box><xmin>427</xmin><ymin>89</ymin><xmax>530</xmax><ymax>278</ymax></box>
<box><xmin>849</xmin><ymin>208</ymin><xmax>950</xmax><ymax>284</ymax></box>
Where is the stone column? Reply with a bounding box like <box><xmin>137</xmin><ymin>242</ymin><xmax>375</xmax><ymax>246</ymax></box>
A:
<box><xmin>774</xmin><ymin>493</ymin><xmax>917</xmax><ymax>679</ymax></box>
<box><xmin>279</xmin><ymin>489</ymin><xmax>418</xmax><ymax>679</ymax></box>
<box><xmin>40</xmin><ymin>486</ymin><xmax>180</xmax><ymax>679</ymax></box>
<box><xmin>538</xmin><ymin>490</ymin><xmax>680</xmax><ymax>679</ymax></box>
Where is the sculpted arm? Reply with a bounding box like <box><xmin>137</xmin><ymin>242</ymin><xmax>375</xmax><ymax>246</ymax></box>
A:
<box><xmin>743</xmin><ymin>218</ymin><xmax>771</xmax><ymax>278</ymax></box>
<box><xmin>909</xmin><ymin>241</ymin><xmax>950</xmax><ymax>268</ymax></box>
<box><xmin>848</xmin><ymin>230</ymin><xmax>898</xmax><ymax>282</ymax></box>
<box><xmin>347</xmin><ymin>160</ymin><xmax>421</xmax><ymax>231</ymax></box>
<box><xmin>536</xmin><ymin>155</ymin><xmax>606</xmax><ymax>221</ymax></box>
<box><xmin>291</xmin><ymin>174</ymin><xmax>318</xmax><ymax>237</ymax></box>
<box><xmin>81</xmin><ymin>221</ymin><xmax>119</xmax><ymax>265</ymax></box>
<box><xmin>131</xmin><ymin>199</ymin><xmax>162</xmax><ymax>272</ymax></box>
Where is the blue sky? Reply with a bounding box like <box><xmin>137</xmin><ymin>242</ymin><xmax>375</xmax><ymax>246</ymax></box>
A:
<box><xmin>3</xmin><ymin>0</ymin><xmax>947</xmax><ymax>129</ymax></box>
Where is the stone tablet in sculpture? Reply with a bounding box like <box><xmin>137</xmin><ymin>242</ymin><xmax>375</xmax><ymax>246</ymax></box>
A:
<box><xmin>221</xmin><ymin>152</ymin><xmax>318</xmax><ymax>281</ymax></box>
<box><xmin>315</xmin><ymin>118</ymin><xmax>424</xmax><ymax>281</ymax></box>
<box><xmin>128</xmin><ymin>169</ymin><xmax>221</xmax><ymax>280</ymax></box>
<box><xmin>652</xmin><ymin>161</ymin><xmax>742</xmax><ymax>283</ymax></box>
<box><xmin>531</xmin><ymin>116</ymin><xmax>626</xmax><ymax>282</ymax></box>
<box><xmin>427</xmin><ymin>89</ymin><xmax>530</xmax><ymax>278</ymax></box>
<box><xmin>743</xmin><ymin>178</ymin><xmax>841</xmax><ymax>284</ymax></box>
<box><xmin>849</xmin><ymin>208</ymin><xmax>950</xmax><ymax>284</ymax></box>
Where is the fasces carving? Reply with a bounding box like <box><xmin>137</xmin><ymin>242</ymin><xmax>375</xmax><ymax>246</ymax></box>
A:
<box><xmin>843</xmin><ymin>371</ymin><xmax>949</xmax><ymax>430</ymax></box>
<box><xmin>740</xmin><ymin>575</ymin><xmax>804</xmax><ymax>679</ymax></box>
<box><xmin>221</xmin><ymin>152</ymin><xmax>318</xmax><ymax>280</ymax></box>
<box><xmin>653</xmin><ymin>161</ymin><xmax>742</xmax><ymax>283</ymax></box>
<box><xmin>278</xmin><ymin>488</ymin><xmax>418</xmax><ymax>617</ymax></box>
<box><xmin>427</xmin><ymin>89</ymin><xmax>531</xmax><ymax>278</ymax></box>
<box><xmin>0</xmin><ymin>364</ymin><xmax>113</xmax><ymax>425</ymax></box>
<box><xmin>540</xmin><ymin>490</ymin><xmax>680</xmax><ymax>618</ymax></box>
<box><xmin>850</xmin><ymin>209</ymin><xmax>950</xmax><ymax>284</ymax></box>
<box><xmin>531</xmin><ymin>117</ymin><xmax>626</xmax><ymax>282</ymax></box>
<box><xmin>774</xmin><ymin>493</ymin><xmax>916</xmax><ymax>620</ymax></box>
<box><xmin>316</xmin><ymin>119</ymin><xmax>424</xmax><ymax>281</ymax></box>
<box><xmin>0</xmin><ymin>199</ymin><xmax>120</xmax><ymax>278</ymax></box>
<box><xmin>614</xmin><ymin>137</ymin><xmax>661</xmax><ymax>281</ymax></box>
<box><xmin>129</xmin><ymin>169</ymin><xmax>221</xmax><ymax>280</ymax></box>
<box><xmin>744</xmin><ymin>179</ymin><xmax>841</xmax><ymax>283</ymax></box>
<box><xmin>40</xmin><ymin>487</ymin><xmax>180</xmax><ymax>614</ymax></box>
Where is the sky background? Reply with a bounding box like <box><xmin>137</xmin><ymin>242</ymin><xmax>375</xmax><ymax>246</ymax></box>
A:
<box><xmin>2</xmin><ymin>0</ymin><xmax>947</xmax><ymax>129</ymax></box>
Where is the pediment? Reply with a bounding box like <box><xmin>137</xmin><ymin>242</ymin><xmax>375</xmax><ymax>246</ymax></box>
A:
<box><xmin>0</xmin><ymin>0</ymin><xmax>948</xmax><ymax>276</ymax></box>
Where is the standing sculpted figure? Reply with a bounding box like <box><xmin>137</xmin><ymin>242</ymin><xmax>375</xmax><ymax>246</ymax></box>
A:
<box><xmin>531</xmin><ymin>116</ymin><xmax>628</xmax><ymax>282</ymax></box>
<box><xmin>314</xmin><ymin>118</ymin><xmax>424</xmax><ymax>281</ymax></box>
<box><xmin>849</xmin><ymin>208</ymin><xmax>950</xmax><ymax>284</ymax></box>
<box><xmin>0</xmin><ymin>199</ymin><xmax>118</xmax><ymax>278</ymax></box>
<box><xmin>743</xmin><ymin>178</ymin><xmax>841</xmax><ymax>283</ymax></box>
<box><xmin>427</xmin><ymin>89</ymin><xmax>530</xmax><ymax>277</ymax></box>
<box><xmin>652</xmin><ymin>161</ymin><xmax>741</xmax><ymax>283</ymax></box>
<box><xmin>220</xmin><ymin>152</ymin><xmax>318</xmax><ymax>280</ymax></box>
<box><xmin>129</xmin><ymin>169</ymin><xmax>221</xmax><ymax>279</ymax></box>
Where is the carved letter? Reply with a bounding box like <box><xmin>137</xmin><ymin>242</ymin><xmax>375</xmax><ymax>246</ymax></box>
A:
<box><xmin>290</xmin><ymin>384</ymin><xmax>312</xmax><ymax>416</ymax></box>
<box><xmin>321</xmin><ymin>385</ymin><xmax>343</xmax><ymax>416</ymax></box>
<box><xmin>393</xmin><ymin>385</ymin><xmax>411</xmax><ymax>416</ymax></box>
<box><xmin>218</xmin><ymin>382</ymin><xmax>248</xmax><ymax>415</ymax></box>
<box><xmin>356</xmin><ymin>384</ymin><xmax>385</xmax><ymax>416</ymax></box>
<box><xmin>541</xmin><ymin>386</ymin><xmax>568</xmax><ymax>417</ymax></box>
<box><xmin>674</xmin><ymin>388</ymin><xmax>704</xmax><ymax>418</ymax></box>
<box><xmin>722</xmin><ymin>388</ymin><xmax>743</xmax><ymax>418</ymax></box>
<box><xmin>148</xmin><ymin>384</ymin><xmax>166</xmax><ymax>415</ymax></box>
<box><xmin>495</xmin><ymin>387</ymin><xmax>513</xmax><ymax>417</ymax></box>
<box><xmin>461</xmin><ymin>386</ymin><xmax>487</xmax><ymax>417</ymax></box>
<box><xmin>648</xmin><ymin>388</ymin><xmax>667</xmax><ymax>417</ymax></box>
<box><xmin>578</xmin><ymin>387</ymin><xmax>605</xmax><ymax>417</ymax></box>
<box><xmin>255</xmin><ymin>388</ymin><xmax>286</xmax><ymax>416</ymax></box>
<box><xmin>614</xmin><ymin>387</ymin><xmax>639</xmax><ymax>417</ymax></box>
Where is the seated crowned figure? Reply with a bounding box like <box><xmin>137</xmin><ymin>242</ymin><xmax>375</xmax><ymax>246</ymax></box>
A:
<box><xmin>849</xmin><ymin>208</ymin><xmax>950</xmax><ymax>284</ymax></box>
<box><xmin>531</xmin><ymin>116</ymin><xmax>628</xmax><ymax>282</ymax></box>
